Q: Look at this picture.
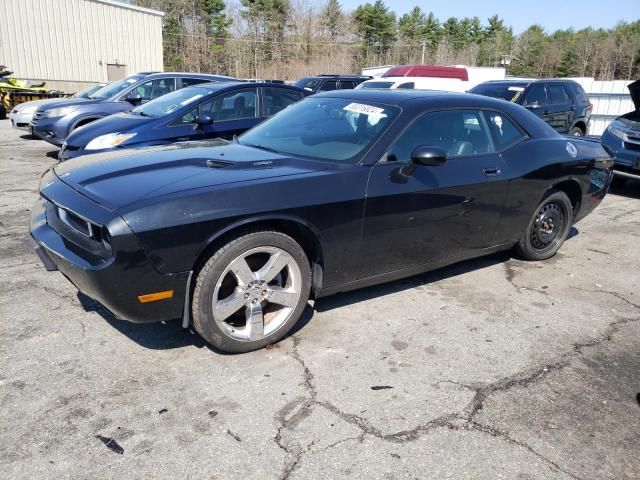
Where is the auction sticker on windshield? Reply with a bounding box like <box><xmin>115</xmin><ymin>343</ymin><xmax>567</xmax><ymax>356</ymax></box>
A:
<box><xmin>343</xmin><ymin>103</ymin><xmax>385</xmax><ymax>116</ymax></box>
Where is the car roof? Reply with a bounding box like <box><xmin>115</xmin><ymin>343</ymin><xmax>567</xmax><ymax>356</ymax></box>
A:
<box><xmin>188</xmin><ymin>81</ymin><xmax>306</xmax><ymax>94</ymax></box>
<box><xmin>478</xmin><ymin>78</ymin><xmax>580</xmax><ymax>87</ymax></box>
<box><xmin>302</xmin><ymin>75</ymin><xmax>370</xmax><ymax>80</ymax></box>
<box><xmin>315</xmin><ymin>88</ymin><xmax>510</xmax><ymax>108</ymax></box>
<box><xmin>142</xmin><ymin>72</ymin><xmax>236</xmax><ymax>80</ymax></box>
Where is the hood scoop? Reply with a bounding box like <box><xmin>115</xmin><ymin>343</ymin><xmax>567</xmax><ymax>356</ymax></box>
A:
<box><xmin>205</xmin><ymin>159</ymin><xmax>235</xmax><ymax>169</ymax></box>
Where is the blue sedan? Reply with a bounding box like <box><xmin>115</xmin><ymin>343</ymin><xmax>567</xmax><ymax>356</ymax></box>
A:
<box><xmin>60</xmin><ymin>82</ymin><xmax>308</xmax><ymax>161</ymax></box>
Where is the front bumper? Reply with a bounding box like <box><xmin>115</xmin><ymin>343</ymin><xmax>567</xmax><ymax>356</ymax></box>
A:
<box><xmin>29</xmin><ymin>189</ymin><xmax>189</xmax><ymax>323</ymax></box>
<box><xmin>30</xmin><ymin>117</ymin><xmax>67</xmax><ymax>146</ymax></box>
<box><xmin>601</xmin><ymin>129</ymin><xmax>640</xmax><ymax>178</ymax></box>
<box><xmin>9</xmin><ymin>111</ymin><xmax>33</xmax><ymax>130</ymax></box>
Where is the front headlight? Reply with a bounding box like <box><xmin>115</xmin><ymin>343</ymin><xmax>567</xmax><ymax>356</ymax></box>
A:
<box><xmin>44</xmin><ymin>106</ymin><xmax>77</xmax><ymax>118</ymax></box>
<box><xmin>85</xmin><ymin>132</ymin><xmax>137</xmax><ymax>150</ymax></box>
<box><xmin>607</xmin><ymin>122</ymin><xmax>626</xmax><ymax>141</ymax></box>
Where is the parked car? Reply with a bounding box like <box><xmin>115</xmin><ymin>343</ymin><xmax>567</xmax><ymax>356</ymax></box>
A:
<box><xmin>357</xmin><ymin>76</ymin><xmax>470</xmax><ymax>92</ymax></box>
<box><xmin>30</xmin><ymin>90</ymin><xmax>612</xmax><ymax>353</ymax></box>
<box><xmin>293</xmin><ymin>74</ymin><xmax>370</xmax><ymax>93</ymax></box>
<box><xmin>600</xmin><ymin>79</ymin><xmax>640</xmax><ymax>184</ymax></box>
<box><xmin>30</xmin><ymin>72</ymin><xmax>234</xmax><ymax>146</ymax></box>
<box><xmin>9</xmin><ymin>83</ymin><xmax>106</xmax><ymax>131</ymax></box>
<box><xmin>59</xmin><ymin>82</ymin><xmax>308</xmax><ymax>161</ymax></box>
<box><xmin>469</xmin><ymin>79</ymin><xmax>592</xmax><ymax>136</ymax></box>
<box><xmin>370</xmin><ymin>64</ymin><xmax>505</xmax><ymax>91</ymax></box>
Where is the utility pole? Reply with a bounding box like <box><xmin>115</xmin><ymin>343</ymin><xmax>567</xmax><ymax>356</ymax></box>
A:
<box><xmin>421</xmin><ymin>41</ymin><xmax>426</xmax><ymax>65</ymax></box>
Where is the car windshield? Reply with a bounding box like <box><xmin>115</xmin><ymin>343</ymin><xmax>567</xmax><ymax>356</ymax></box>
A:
<box><xmin>90</xmin><ymin>76</ymin><xmax>144</xmax><ymax>99</ymax></box>
<box><xmin>470</xmin><ymin>84</ymin><xmax>525</xmax><ymax>102</ymax></box>
<box><xmin>238</xmin><ymin>97</ymin><xmax>398</xmax><ymax>162</ymax></box>
<box><xmin>359</xmin><ymin>81</ymin><xmax>395</xmax><ymax>89</ymax></box>
<box><xmin>131</xmin><ymin>86</ymin><xmax>210</xmax><ymax>117</ymax></box>
<box><xmin>72</xmin><ymin>84</ymin><xmax>104</xmax><ymax>99</ymax></box>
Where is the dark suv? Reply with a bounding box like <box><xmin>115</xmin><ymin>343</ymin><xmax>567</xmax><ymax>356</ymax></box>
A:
<box><xmin>293</xmin><ymin>74</ymin><xmax>371</xmax><ymax>93</ymax></box>
<box><xmin>469</xmin><ymin>79</ymin><xmax>592</xmax><ymax>136</ymax></box>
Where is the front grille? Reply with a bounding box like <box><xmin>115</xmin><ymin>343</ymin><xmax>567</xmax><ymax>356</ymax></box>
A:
<box><xmin>58</xmin><ymin>207</ymin><xmax>95</xmax><ymax>238</ymax></box>
<box><xmin>45</xmin><ymin>201</ymin><xmax>112</xmax><ymax>262</ymax></box>
<box><xmin>31</xmin><ymin>111</ymin><xmax>44</xmax><ymax>125</ymax></box>
<box><xmin>624</xmin><ymin>143</ymin><xmax>640</xmax><ymax>153</ymax></box>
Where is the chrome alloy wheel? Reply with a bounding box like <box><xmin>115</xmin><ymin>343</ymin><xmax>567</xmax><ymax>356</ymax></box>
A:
<box><xmin>212</xmin><ymin>246</ymin><xmax>302</xmax><ymax>341</ymax></box>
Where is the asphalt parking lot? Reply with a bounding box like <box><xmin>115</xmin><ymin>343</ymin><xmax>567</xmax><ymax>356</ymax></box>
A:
<box><xmin>1</xmin><ymin>119</ymin><xmax>639</xmax><ymax>480</ymax></box>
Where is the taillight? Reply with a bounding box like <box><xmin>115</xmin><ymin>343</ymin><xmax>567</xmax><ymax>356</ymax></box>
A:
<box><xmin>588</xmin><ymin>102</ymin><xmax>593</xmax><ymax>110</ymax></box>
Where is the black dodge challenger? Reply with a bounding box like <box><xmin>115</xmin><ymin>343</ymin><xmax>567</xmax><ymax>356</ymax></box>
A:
<box><xmin>30</xmin><ymin>90</ymin><xmax>613</xmax><ymax>352</ymax></box>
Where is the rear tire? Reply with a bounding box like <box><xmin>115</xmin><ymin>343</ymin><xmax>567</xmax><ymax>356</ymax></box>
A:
<box><xmin>569</xmin><ymin>126</ymin><xmax>584</xmax><ymax>136</ymax></box>
<box><xmin>192</xmin><ymin>230</ymin><xmax>311</xmax><ymax>353</ymax></box>
<box><xmin>515</xmin><ymin>190</ymin><xmax>573</xmax><ymax>261</ymax></box>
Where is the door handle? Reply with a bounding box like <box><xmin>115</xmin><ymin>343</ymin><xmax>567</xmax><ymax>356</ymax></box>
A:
<box><xmin>483</xmin><ymin>167</ymin><xmax>502</xmax><ymax>177</ymax></box>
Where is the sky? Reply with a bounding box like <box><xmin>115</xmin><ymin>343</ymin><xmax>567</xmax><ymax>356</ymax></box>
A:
<box><xmin>339</xmin><ymin>0</ymin><xmax>640</xmax><ymax>34</ymax></box>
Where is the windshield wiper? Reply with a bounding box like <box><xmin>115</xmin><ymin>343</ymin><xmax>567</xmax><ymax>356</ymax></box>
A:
<box><xmin>240</xmin><ymin>142</ymin><xmax>280</xmax><ymax>154</ymax></box>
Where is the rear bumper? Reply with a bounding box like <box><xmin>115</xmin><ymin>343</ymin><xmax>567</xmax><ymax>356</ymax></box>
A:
<box><xmin>30</xmin><ymin>195</ymin><xmax>189</xmax><ymax>323</ymax></box>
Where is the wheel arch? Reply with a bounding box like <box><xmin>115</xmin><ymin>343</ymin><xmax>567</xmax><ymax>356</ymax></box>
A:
<box><xmin>548</xmin><ymin>178</ymin><xmax>582</xmax><ymax>218</ymax></box>
<box><xmin>571</xmin><ymin>120</ymin><xmax>587</xmax><ymax>135</ymax></box>
<box><xmin>192</xmin><ymin>215</ymin><xmax>325</xmax><ymax>296</ymax></box>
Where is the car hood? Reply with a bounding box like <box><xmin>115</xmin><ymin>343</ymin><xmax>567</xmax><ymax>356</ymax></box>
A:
<box><xmin>36</xmin><ymin>97</ymin><xmax>101</xmax><ymax>111</ymax></box>
<box><xmin>53</xmin><ymin>141</ymin><xmax>328</xmax><ymax>211</ymax></box>
<box><xmin>65</xmin><ymin>112</ymin><xmax>152</xmax><ymax>147</ymax></box>
<box><xmin>628</xmin><ymin>79</ymin><xmax>640</xmax><ymax>111</ymax></box>
<box><xmin>15</xmin><ymin>98</ymin><xmax>67</xmax><ymax>112</ymax></box>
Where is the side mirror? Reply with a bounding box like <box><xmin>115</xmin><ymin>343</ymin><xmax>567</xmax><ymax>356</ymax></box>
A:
<box><xmin>400</xmin><ymin>146</ymin><xmax>447</xmax><ymax>176</ymax></box>
<box><xmin>124</xmin><ymin>92</ymin><xmax>143</xmax><ymax>104</ymax></box>
<box><xmin>194</xmin><ymin>114</ymin><xmax>213</xmax><ymax>127</ymax></box>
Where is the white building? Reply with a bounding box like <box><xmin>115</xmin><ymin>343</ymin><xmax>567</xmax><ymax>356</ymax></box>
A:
<box><xmin>0</xmin><ymin>0</ymin><xmax>164</xmax><ymax>91</ymax></box>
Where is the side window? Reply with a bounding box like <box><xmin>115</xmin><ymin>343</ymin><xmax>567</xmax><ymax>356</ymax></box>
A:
<box><xmin>339</xmin><ymin>81</ymin><xmax>356</xmax><ymax>90</ymax></box>
<box><xmin>484</xmin><ymin>111</ymin><xmax>527</xmax><ymax>151</ymax></box>
<box><xmin>569</xmin><ymin>84</ymin><xmax>589</xmax><ymax>104</ymax></box>
<box><xmin>386</xmin><ymin>110</ymin><xmax>494</xmax><ymax>162</ymax></box>
<box><xmin>263</xmin><ymin>87</ymin><xmax>303</xmax><ymax>116</ymax></box>
<box><xmin>133</xmin><ymin>78</ymin><xmax>176</xmax><ymax>101</ymax></box>
<box><xmin>190</xmin><ymin>89</ymin><xmax>257</xmax><ymax>122</ymax></box>
<box><xmin>548</xmin><ymin>85</ymin><xmax>568</xmax><ymax>104</ymax></box>
<box><xmin>319</xmin><ymin>80</ymin><xmax>338</xmax><ymax>92</ymax></box>
<box><xmin>181</xmin><ymin>77</ymin><xmax>211</xmax><ymax>88</ymax></box>
<box><xmin>524</xmin><ymin>85</ymin><xmax>547</xmax><ymax>107</ymax></box>
<box><xmin>397</xmin><ymin>82</ymin><xmax>415</xmax><ymax>89</ymax></box>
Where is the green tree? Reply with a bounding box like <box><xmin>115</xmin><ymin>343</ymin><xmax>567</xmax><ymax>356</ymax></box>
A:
<box><xmin>398</xmin><ymin>6</ymin><xmax>427</xmax><ymax>43</ymax></box>
<box><xmin>321</xmin><ymin>0</ymin><xmax>343</xmax><ymax>41</ymax></box>
<box><xmin>352</xmin><ymin>1</ymin><xmax>397</xmax><ymax>48</ymax></box>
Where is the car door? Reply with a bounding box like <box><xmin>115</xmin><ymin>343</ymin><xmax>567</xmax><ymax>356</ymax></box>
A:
<box><xmin>547</xmin><ymin>84</ymin><xmax>573</xmax><ymax>133</ymax></box>
<box><xmin>522</xmin><ymin>84</ymin><xmax>550</xmax><ymax>125</ymax></box>
<box><xmin>173</xmin><ymin>88</ymin><xmax>260</xmax><ymax>141</ymax></box>
<box><xmin>360</xmin><ymin>109</ymin><xmax>510</xmax><ymax>279</ymax></box>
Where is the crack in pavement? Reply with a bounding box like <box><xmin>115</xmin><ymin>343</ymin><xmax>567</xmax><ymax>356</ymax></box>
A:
<box><xmin>275</xmin><ymin>289</ymin><xmax>640</xmax><ymax>479</ymax></box>
<box><xmin>570</xmin><ymin>287</ymin><xmax>640</xmax><ymax>310</ymax></box>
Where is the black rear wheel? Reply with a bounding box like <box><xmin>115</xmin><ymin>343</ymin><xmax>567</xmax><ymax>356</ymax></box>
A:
<box><xmin>516</xmin><ymin>190</ymin><xmax>573</xmax><ymax>261</ymax></box>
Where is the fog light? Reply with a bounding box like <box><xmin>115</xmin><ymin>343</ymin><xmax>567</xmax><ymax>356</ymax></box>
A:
<box><xmin>138</xmin><ymin>290</ymin><xmax>174</xmax><ymax>303</ymax></box>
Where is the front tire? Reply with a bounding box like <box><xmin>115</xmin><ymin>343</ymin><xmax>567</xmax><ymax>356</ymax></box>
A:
<box><xmin>192</xmin><ymin>231</ymin><xmax>312</xmax><ymax>353</ymax></box>
<box><xmin>515</xmin><ymin>191</ymin><xmax>573</xmax><ymax>261</ymax></box>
